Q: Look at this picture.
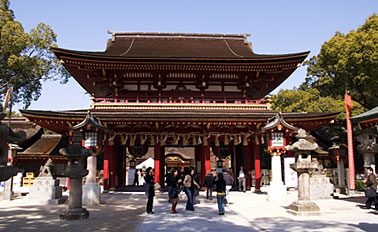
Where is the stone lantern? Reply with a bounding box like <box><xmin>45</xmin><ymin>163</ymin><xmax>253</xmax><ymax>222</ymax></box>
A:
<box><xmin>257</xmin><ymin>113</ymin><xmax>299</xmax><ymax>202</ymax></box>
<box><xmin>286</xmin><ymin>129</ymin><xmax>321</xmax><ymax>216</ymax></box>
<box><xmin>59</xmin><ymin>132</ymin><xmax>93</xmax><ymax>220</ymax></box>
<box><xmin>329</xmin><ymin>139</ymin><xmax>347</xmax><ymax>195</ymax></box>
<box><xmin>70</xmin><ymin>112</ymin><xmax>111</xmax><ymax>206</ymax></box>
<box><xmin>0</xmin><ymin>105</ymin><xmax>25</xmax><ymax>182</ymax></box>
<box><xmin>0</xmin><ymin>105</ymin><xmax>25</xmax><ymax>200</ymax></box>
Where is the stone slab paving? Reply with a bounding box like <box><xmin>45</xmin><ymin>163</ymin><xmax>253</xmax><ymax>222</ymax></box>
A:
<box><xmin>138</xmin><ymin>192</ymin><xmax>259</xmax><ymax>232</ymax></box>
<box><xmin>139</xmin><ymin>190</ymin><xmax>378</xmax><ymax>232</ymax></box>
<box><xmin>0</xmin><ymin>192</ymin><xmax>146</xmax><ymax>232</ymax></box>
<box><xmin>0</xmin><ymin>190</ymin><xmax>377</xmax><ymax>232</ymax></box>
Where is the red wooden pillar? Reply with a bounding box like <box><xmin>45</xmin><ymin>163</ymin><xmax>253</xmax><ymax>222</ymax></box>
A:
<box><xmin>245</xmin><ymin>140</ymin><xmax>253</xmax><ymax>189</ymax></box>
<box><xmin>201</xmin><ymin>144</ymin><xmax>210</xmax><ymax>185</ymax></box>
<box><xmin>103</xmin><ymin>141</ymin><xmax>110</xmax><ymax>191</ymax></box>
<box><xmin>154</xmin><ymin>143</ymin><xmax>165</xmax><ymax>186</ymax></box>
<box><xmin>254</xmin><ymin>136</ymin><xmax>261</xmax><ymax>191</ymax></box>
<box><xmin>109</xmin><ymin>143</ymin><xmax>116</xmax><ymax>190</ymax></box>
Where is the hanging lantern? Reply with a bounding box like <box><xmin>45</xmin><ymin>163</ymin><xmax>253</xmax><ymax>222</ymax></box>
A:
<box><xmin>70</xmin><ymin>112</ymin><xmax>112</xmax><ymax>152</ymax></box>
<box><xmin>258</xmin><ymin>114</ymin><xmax>299</xmax><ymax>154</ymax></box>
<box><xmin>216</xmin><ymin>159</ymin><xmax>224</xmax><ymax>169</ymax></box>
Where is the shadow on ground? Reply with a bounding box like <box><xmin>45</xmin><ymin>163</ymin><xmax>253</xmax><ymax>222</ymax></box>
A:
<box><xmin>0</xmin><ymin>193</ymin><xmax>146</xmax><ymax>232</ymax></box>
<box><xmin>139</xmin><ymin>194</ymin><xmax>260</xmax><ymax>232</ymax></box>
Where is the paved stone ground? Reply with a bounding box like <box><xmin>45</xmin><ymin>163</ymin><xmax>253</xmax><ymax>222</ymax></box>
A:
<box><xmin>0</xmin><ymin>192</ymin><xmax>146</xmax><ymax>232</ymax></box>
<box><xmin>139</xmin><ymin>190</ymin><xmax>378</xmax><ymax>232</ymax></box>
<box><xmin>0</xmin><ymin>190</ymin><xmax>377</xmax><ymax>232</ymax></box>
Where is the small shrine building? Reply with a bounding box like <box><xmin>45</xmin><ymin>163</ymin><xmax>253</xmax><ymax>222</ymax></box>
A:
<box><xmin>21</xmin><ymin>32</ymin><xmax>338</xmax><ymax>191</ymax></box>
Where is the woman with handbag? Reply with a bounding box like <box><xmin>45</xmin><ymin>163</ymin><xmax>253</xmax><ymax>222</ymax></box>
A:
<box><xmin>363</xmin><ymin>167</ymin><xmax>377</xmax><ymax>209</ymax></box>
<box><xmin>183</xmin><ymin>167</ymin><xmax>195</xmax><ymax>211</ymax></box>
<box><xmin>169</xmin><ymin>168</ymin><xmax>182</xmax><ymax>214</ymax></box>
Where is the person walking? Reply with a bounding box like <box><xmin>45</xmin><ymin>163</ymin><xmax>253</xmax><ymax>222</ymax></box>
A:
<box><xmin>183</xmin><ymin>167</ymin><xmax>195</xmax><ymax>211</ymax></box>
<box><xmin>144</xmin><ymin>167</ymin><xmax>155</xmax><ymax>214</ymax></box>
<box><xmin>168</xmin><ymin>168</ymin><xmax>182</xmax><ymax>214</ymax></box>
<box><xmin>214</xmin><ymin>172</ymin><xmax>226</xmax><ymax>215</ymax></box>
<box><xmin>204</xmin><ymin>170</ymin><xmax>214</xmax><ymax>200</ymax></box>
<box><xmin>190</xmin><ymin>168</ymin><xmax>201</xmax><ymax>205</ymax></box>
<box><xmin>364</xmin><ymin>167</ymin><xmax>377</xmax><ymax>209</ymax></box>
<box><xmin>238</xmin><ymin>166</ymin><xmax>246</xmax><ymax>192</ymax></box>
<box><xmin>223</xmin><ymin>169</ymin><xmax>234</xmax><ymax>206</ymax></box>
<box><xmin>134</xmin><ymin>169</ymin><xmax>139</xmax><ymax>186</ymax></box>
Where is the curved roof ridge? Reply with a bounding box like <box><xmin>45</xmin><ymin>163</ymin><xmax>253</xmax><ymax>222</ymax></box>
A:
<box><xmin>108</xmin><ymin>30</ymin><xmax>250</xmax><ymax>40</ymax></box>
<box><xmin>120</xmin><ymin>38</ymin><xmax>135</xmax><ymax>56</ymax></box>
<box><xmin>224</xmin><ymin>40</ymin><xmax>244</xmax><ymax>58</ymax></box>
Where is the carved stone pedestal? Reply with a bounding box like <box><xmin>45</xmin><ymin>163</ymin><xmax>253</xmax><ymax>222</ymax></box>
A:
<box><xmin>28</xmin><ymin>177</ymin><xmax>65</xmax><ymax>204</ymax></box>
<box><xmin>83</xmin><ymin>183</ymin><xmax>101</xmax><ymax>205</ymax></box>
<box><xmin>287</xmin><ymin>200</ymin><xmax>321</xmax><ymax>216</ymax></box>
<box><xmin>82</xmin><ymin>155</ymin><xmax>101</xmax><ymax>206</ymax></box>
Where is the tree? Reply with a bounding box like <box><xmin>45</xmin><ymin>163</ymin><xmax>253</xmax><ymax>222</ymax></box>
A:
<box><xmin>0</xmin><ymin>0</ymin><xmax>69</xmax><ymax>109</ymax></box>
<box><xmin>301</xmin><ymin>13</ymin><xmax>378</xmax><ymax>110</ymax></box>
<box><xmin>270</xmin><ymin>88</ymin><xmax>365</xmax><ymax>119</ymax></box>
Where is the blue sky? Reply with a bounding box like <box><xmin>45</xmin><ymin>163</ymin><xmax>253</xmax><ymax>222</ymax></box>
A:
<box><xmin>10</xmin><ymin>0</ymin><xmax>376</xmax><ymax>111</ymax></box>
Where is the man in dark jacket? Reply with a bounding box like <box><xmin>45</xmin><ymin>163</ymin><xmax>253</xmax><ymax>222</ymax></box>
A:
<box><xmin>204</xmin><ymin>170</ymin><xmax>214</xmax><ymax>200</ymax></box>
<box><xmin>364</xmin><ymin>167</ymin><xmax>377</xmax><ymax>209</ymax></box>
<box><xmin>214</xmin><ymin>172</ymin><xmax>226</xmax><ymax>215</ymax></box>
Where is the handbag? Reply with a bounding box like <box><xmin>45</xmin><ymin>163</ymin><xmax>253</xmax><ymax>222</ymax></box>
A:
<box><xmin>365</xmin><ymin>188</ymin><xmax>377</xmax><ymax>198</ymax></box>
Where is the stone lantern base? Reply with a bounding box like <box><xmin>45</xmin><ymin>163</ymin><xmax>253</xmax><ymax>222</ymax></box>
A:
<box><xmin>287</xmin><ymin>200</ymin><xmax>321</xmax><ymax>216</ymax></box>
<box><xmin>59</xmin><ymin>208</ymin><xmax>89</xmax><ymax>220</ymax></box>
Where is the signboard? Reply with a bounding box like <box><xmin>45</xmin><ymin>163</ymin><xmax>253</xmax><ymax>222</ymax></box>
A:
<box><xmin>271</xmin><ymin>132</ymin><xmax>284</xmax><ymax>147</ymax></box>
<box><xmin>284</xmin><ymin>157</ymin><xmax>297</xmax><ymax>188</ymax></box>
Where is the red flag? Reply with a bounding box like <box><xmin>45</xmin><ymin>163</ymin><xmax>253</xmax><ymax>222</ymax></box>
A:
<box><xmin>345</xmin><ymin>94</ymin><xmax>353</xmax><ymax>110</ymax></box>
<box><xmin>345</xmin><ymin>93</ymin><xmax>355</xmax><ymax>191</ymax></box>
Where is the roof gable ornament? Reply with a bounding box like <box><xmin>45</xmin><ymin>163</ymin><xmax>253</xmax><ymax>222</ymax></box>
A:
<box><xmin>71</xmin><ymin>111</ymin><xmax>111</xmax><ymax>133</ymax></box>
<box><xmin>260</xmin><ymin>113</ymin><xmax>299</xmax><ymax>132</ymax></box>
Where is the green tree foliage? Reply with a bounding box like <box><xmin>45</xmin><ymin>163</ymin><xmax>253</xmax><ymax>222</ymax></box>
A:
<box><xmin>271</xmin><ymin>88</ymin><xmax>365</xmax><ymax>119</ymax></box>
<box><xmin>0</xmin><ymin>0</ymin><xmax>70</xmax><ymax>108</ymax></box>
<box><xmin>301</xmin><ymin>14</ymin><xmax>378</xmax><ymax>109</ymax></box>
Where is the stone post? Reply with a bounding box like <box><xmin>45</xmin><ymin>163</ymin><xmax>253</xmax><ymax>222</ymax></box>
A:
<box><xmin>267</xmin><ymin>152</ymin><xmax>286</xmax><ymax>201</ymax></box>
<box><xmin>83</xmin><ymin>154</ymin><xmax>101</xmax><ymax>206</ymax></box>
<box><xmin>336</xmin><ymin>158</ymin><xmax>346</xmax><ymax>194</ymax></box>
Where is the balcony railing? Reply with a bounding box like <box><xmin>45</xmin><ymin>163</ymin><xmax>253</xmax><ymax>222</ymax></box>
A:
<box><xmin>91</xmin><ymin>97</ymin><xmax>270</xmax><ymax>110</ymax></box>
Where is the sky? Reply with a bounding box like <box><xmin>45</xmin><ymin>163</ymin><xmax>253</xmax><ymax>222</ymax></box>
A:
<box><xmin>9</xmin><ymin>0</ymin><xmax>377</xmax><ymax>111</ymax></box>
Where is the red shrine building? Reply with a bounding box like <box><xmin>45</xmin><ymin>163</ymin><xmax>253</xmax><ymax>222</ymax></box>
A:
<box><xmin>21</xmin><ymin>32</ymin><xmax>338</xmax><ymax>191</ymax></box>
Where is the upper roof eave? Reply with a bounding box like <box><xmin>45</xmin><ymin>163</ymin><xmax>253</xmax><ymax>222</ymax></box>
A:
<box><xmin>20</xmin><ymin>109</ymin><xmax>339</xmax><ymax>121</ymax></box>
<box><xmin>51</xmin><ymin>47</ymin><xmax>310</xmax><ymax>63</ymax></box>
